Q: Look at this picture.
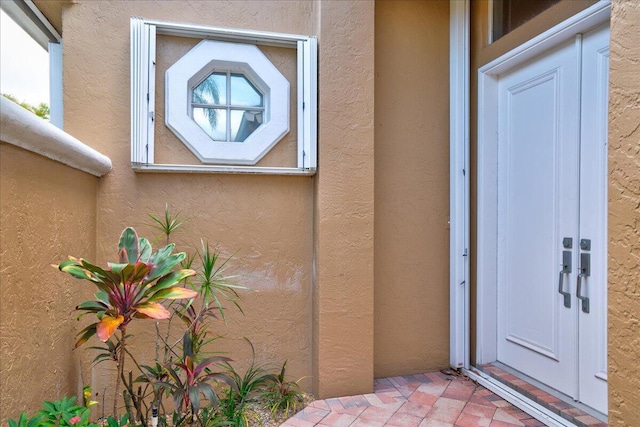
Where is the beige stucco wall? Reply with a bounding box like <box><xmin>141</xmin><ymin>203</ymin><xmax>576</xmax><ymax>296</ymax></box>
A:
<box><xmin>374</xmin><ymin>0</ymin><xmax>450</xmax><ymax>378</ymax></box>
<box><xmin>59</xmin><ymin>0</ymin><xmax>316</xmax><ymax>403</ymax></box>
<box><xmin>56</xmin><ymin>0</ymin><xmax>376</xmax><ymax>402</ymax></box>
<box><xmin>608</xmin><ymin>1</ymin><xmax>640</xmax><ymax>425</ymax></box>
<box><xmin>313</xmin><ymin>0</ymin><xmax>375</xmax><ymax>398</ymax></box>
<box><xmin>0</xmin><ymin>143</ymin><xmax>97</xmax><ymax>423</ymax></box>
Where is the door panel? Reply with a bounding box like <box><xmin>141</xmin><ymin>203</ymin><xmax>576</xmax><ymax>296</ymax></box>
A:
<box><xmin>496</xmin><ymin>38</ymin><xmax>580</xmax><ymax>397</ymax></box>
<box><xmin>495</xmin><ymin>26</ymin><xmax>609</xmax><ymax>413</ymax></box>
<box><xmin>578</xmin><ymin>23</ymin><xmax>609</xmax><ymax>415</ymax></box>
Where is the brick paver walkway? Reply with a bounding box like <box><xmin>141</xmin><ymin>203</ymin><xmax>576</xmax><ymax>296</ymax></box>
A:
<box><xmin>282</xmin><ymin>371</ymin><xmax>548</xmax><ymax>426</ymax></box>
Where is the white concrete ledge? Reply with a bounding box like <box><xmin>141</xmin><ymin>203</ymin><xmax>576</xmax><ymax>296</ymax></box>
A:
<box><xmin>0</xmin><ymin>97</ymin><xmax>112</xmax><ymax>177</ymax></box>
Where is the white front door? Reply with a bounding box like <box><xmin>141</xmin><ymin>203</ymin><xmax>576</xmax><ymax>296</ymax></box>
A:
<box><xmin>496</xmin><ymin>24</ymin><xmax>608</xmax><ymax>414</ymax></box>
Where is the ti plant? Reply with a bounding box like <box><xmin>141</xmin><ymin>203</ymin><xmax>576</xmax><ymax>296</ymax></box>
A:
<box><xmin>264</xmin><ymin>361</ymin><xmax>305</xmax><ymax>419</ymax></box>
<box><xmin>57</xmin><ymin>227</ymin><xmax>198</xmax><ymax>417</ymax></box>
<box><xmin>157</xmin><ymin>332</ymin><xmax>234</xmax><ymax>422</ymax></box>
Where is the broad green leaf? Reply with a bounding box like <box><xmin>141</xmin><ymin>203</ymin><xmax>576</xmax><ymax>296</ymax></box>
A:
<box><xmin>193</xmin><ymin>356</ymin><xmax>232</xmax><ymax>377</ymax></box>
<box><xmin>118</xmin><ymin>227</ymin><xmax>140</xmax><ymax>263</ymax></box>
<box><xmin>188</xmin><ymin>385</ymin><xmax>201</xmax><ymax>413</ymax></box>
<box><xmin>135</xmin><ymin>302</ymin><xmax>170</xmax><ymax>319</ymax></box>
<box><xmin>59</xmin><ymin>263</ymin><xmax>93</xmax><ymax>281</ymax></box>
<box><xmin>26</xmin><ymin>416</ymin><xmax>41</xmax><ymax>427</ymax></box>
<box><xmin>95</xmin><ymin>291</ymin><xmax>110</xmax><ymax>305</ymax></box>
<box><xmin>107</xmin><ymin>263</ymin><xmax>129</xmax><ymax>274</ymax></box>
<box><xmin>149</xmin><ymin>286</ymin><xmax>198</xmax><ymax>301</ymax></box>
<box><xmin>145</xmin><ymin>270</ymin><xmax>196</xmax><ymax>301</ymax></box>
<box><xmin>139</xmin><ymin>238</ymin><xmax>152</xmax><ymax>262</ymax></box>
<box><xmin>182</xmin><ymin>331</ymin><xmax>194</xmax><ymax>359</ymax></box>
<box><xmin>80</xmin><ymin>260</ymin><xmax>118</xmax><ymax>283</ymax></box>
<box><xmin>42</xmin><ymin>401</ymin><xmax>56</xmax><ymax>413</ymax></box>
<box><xmin>96</xmin><ymin>315</ymin><xmax>124</xmax><ymax>341</ymax></box>
<box><xmin>149</xmin><ymin>243</ymin><xmax>175</xmax><ymax>265</ymax></box>
<box><xmin>146</xmin><ymin>254</ymin><xmax>186</xmax><ymax>283</ymax></box>
<box><xmin>199</xmin><ymin>382</ymin><xmax>218</xmax><ymax>407</ymax></box>
<box><xmin>76</xmin><ymin>300</ymin><xmax>108</xmax><ymax>312</ymax></box>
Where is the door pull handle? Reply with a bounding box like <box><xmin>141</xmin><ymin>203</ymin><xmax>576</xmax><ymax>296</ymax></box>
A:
<box><xmin>558</xmin><ymin>249</ymin><xmax>572</xmax><ymax>308</ymax></box>
<box><xmin>577</xmin><ymin>252</ymin><xmax>590</xmax><ymax>313</ymax></box>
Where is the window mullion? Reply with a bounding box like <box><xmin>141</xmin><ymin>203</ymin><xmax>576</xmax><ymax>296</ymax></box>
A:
<box><xmin>226</xmin><ymin>71</ymin><xmax>232</xmax><ymax>142</ymax></box>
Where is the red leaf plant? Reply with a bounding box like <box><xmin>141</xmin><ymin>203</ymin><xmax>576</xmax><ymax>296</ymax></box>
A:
<box><xmin>57</xmin><ymin>227</ymin><xmax>197</xmax><ymax>416</ymax></box>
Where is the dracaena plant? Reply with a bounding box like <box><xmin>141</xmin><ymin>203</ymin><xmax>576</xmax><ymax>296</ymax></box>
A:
<box><xmin>57</xmin><ymin>227</ymin><xmax>198</xmax><ymax>416</ymax></box>
<box><xmin>157</xmin><ymin>332</ymin><xmax>234</xmax><ymax>422</ymax></box>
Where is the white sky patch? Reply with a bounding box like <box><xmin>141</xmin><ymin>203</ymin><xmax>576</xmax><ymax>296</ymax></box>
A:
<box><xmin>0</xmin><ymin>9</ymin><xmax>49</xmax><ymax>106</ymax></box>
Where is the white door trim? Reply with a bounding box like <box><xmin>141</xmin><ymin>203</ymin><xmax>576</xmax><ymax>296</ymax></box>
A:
<box><xmin>476</xmin><ymin>0</ymin><xmax>611</xmax><ymax>364</ymax></box>
<box><xmin>449</xmin><ymin>0</ymin><xmax>471</xmax><ymax>370</ymax></box>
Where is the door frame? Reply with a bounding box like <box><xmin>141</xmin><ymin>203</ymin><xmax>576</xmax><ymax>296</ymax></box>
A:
<box><xmin>449</xmin><ymin>0</ymin><xmax>471</xmax><ymax>371</ymax></box>
<box><xmin>475</xmin><ymin>0</ymin><xmax>611</xmax><ymax>365</ymax></box>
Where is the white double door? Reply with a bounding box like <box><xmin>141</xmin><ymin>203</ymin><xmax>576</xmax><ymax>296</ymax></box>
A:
<box><xmin>496</xmin><ymin>24</ymin><xmax>609</xmax><ymax>414</ymax></box>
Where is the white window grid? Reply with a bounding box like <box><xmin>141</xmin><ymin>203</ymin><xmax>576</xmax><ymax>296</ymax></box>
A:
<box><xmin>191</xmin><ymin>71</ymin><xmax>266</xmax><ymax>143</ymax></box>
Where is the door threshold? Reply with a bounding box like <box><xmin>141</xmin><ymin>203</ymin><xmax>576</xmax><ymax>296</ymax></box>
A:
<box><xmin>464</xmin><ymin>367</ymin><xmax>607</xmax><ymax>427</ymax></box>
<box><xmin>486</xmin><ymin>362</ymin><xmax>607</xmax><ymax>424</ymax></box>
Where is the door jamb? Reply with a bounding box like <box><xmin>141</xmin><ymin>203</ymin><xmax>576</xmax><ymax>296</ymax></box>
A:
<box><xmin>449</xmin><ymin>0</ymin><xmax>471</xmax><ymax>370</ymax></box>
<box><xmin>475</xmin><ymin>0</ymin><xmax>611</xmax><ymax>365</ymax></box>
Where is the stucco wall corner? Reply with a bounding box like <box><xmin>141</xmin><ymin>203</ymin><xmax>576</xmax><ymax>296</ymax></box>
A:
<box><xmin>608</xmin><ymin>0</ymin><xmax>640</xmax><ymax>425</ymax></box>
<box><xmin>313</xmin><ymin>0</ymin><xmax>375</xmax><ymax>399</ymax></box>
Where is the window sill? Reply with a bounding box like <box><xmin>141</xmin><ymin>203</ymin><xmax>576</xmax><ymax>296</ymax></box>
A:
<box><xmin>0</xmin><ymin>97</ymin><xmax>112</xmax><ymax>177</ymax></box>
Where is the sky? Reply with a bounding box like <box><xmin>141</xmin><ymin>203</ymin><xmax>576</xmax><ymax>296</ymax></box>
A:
<box><xmin>0</xmin><ymin>9</ymin><xmax>50</xmax><ymax>106</ymax></box>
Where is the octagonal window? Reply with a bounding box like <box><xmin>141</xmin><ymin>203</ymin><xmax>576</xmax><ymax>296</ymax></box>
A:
<box><xmin>192</xmin><ymin>72</ymin><xmax>264</xmax><ymax>143</ymax></box>
<box><xmin>165</xmin><ymin>39</ymin><xmax>290</xmax><ymax>165</ymax></box>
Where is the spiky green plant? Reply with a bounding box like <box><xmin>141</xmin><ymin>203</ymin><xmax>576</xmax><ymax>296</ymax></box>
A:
<box><xmin>263</xmin><ymin>361</ymin><xmax>306</xmax><ymax>419</ymax></box>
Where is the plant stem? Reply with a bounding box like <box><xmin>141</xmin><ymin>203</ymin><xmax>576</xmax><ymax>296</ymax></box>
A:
<box><xmin>114</xmin><ymin>326</ymin><xmax>128</xmax><ymax>417</ymax></box>
<box><xmin>155</xmin><ymin>321</ymin><xmax>160</xmax><ymax>361</ymax></box>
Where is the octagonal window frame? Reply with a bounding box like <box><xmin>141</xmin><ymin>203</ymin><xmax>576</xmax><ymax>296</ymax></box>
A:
<box><xmin>166</xmin><ymin>40</ymin><xmax>290</xmax><ymax>165</ymax></box>
<box><xmin>130</xmin><ymin>18</ymin><xmax>317</xmax><ymax>175</ymax></box>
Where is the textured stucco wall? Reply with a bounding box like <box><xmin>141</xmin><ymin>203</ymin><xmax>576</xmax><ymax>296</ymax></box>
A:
<box><xmin>59</xmin><ymin>0</ymin><xmax>316</xmax><ymax>403</ymax></box>
<box><xmin>313</xmin><ymin>0</ymin><xmax>375</xmax><ymax>398</ymax></box>
<box><xmin>608</xmin><ymin>1</ymin><xmax>640</xmax><ymax>424</ymax></box>
<box><xmin>374</xmin><ymin>0</ymin><xmax>450</xmax><ymax>378</ymax></box>
<box><xmin>0</xmin><ymin>143</ymin><xmax>97</xmax><ymax>422</ymax></box>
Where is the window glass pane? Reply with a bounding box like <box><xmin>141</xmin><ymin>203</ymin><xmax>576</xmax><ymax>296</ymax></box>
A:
<box><xmin>230</xmin><ymin>74</ymin><xmax>262</xmax><ymax>107</ymax></box>
<box><xmin>492</xmin><ymin>0</ymin><xmax>560</xmax><ymax>42</ymax></box>
<box><xmin>193</xmin><ymin>73</ymin><xmax>225</xmax><ymax>105</ymax></box>
<box><xmin>0</xmin><ymin>10</ymin><xmax>50</xmax><ymax>115</ymax></box>
<box><xmin>231</xmin><ymin>110</ymin><xmax>264</xmax><ymax>142</ymax></box>
<box><xmin>193</xmin><ymin>107</ymin><xmax>227</xmax><ymax>141</ymax></box>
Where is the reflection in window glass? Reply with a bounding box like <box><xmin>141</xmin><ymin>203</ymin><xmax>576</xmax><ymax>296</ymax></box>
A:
<box><xmin>193</xmin><ymin>73</ymin><xmax>226</xmax><ymax>105</ymax></box>
<box><xmin>230</xmin><ymin>74</ymin><xmax>262</xmax><ymax>107</ymax></box>
<box><xmin>191</xmin><ymin>71</ymin><xmax>264</xmax><ymax>142</ymax></box>
<box><xmin>193</xmin><ymin>107</ymin><xmax>226</xmax><ymax>141</ymax></box>
<box><xmin>232</xmin><ymin>110</ymin><xmax>263</xmax><ymax>142</ymax></box>
<box><xmin>492</xmin><ymin>0</ymin><xmax>560</xmax><ymax>42</ymax></box>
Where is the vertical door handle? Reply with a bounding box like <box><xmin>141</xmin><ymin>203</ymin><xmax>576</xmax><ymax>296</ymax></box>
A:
<box><xmin>558</xmin><ymin>238</ymin><xmax>572</xmax><ymax>308</ymax></box>
<box><xmin>577</xmin><ymin>251</ymin><xmax>590</xmax><ymax>313</ymax></box>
